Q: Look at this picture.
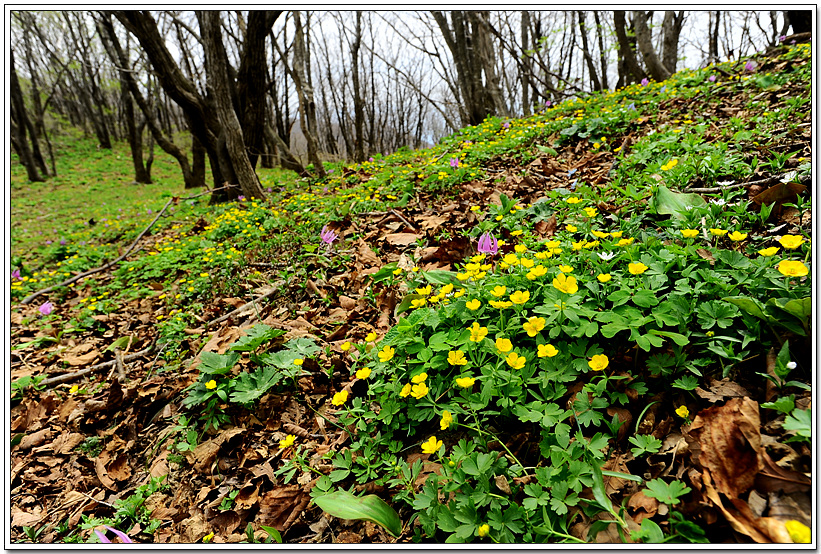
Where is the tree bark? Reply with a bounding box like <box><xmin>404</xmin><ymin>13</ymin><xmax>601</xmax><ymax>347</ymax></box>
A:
<box><xmin>577</xmin><ymin>11</ymin><xmax>602</xmax><ymax>90</ymax></box>
<box><xmin>661</xmin><ymin>11</ymin><xmax>685</xmax><ymax>74</ymax></box>
<box><xmin>632</xmin><ymin>11</ymin><xmax>671</xmax><ymax>81</ymax></box>
<box><xmin>614</xmin><ymin>11</ymin><xmax>647</xmax><ymax>86</ymax></box>
<box><xmin>198</xmin><ymin>11</ymin><xmax>265</xmax><ymax>199</ymax></box>
<box><xmin>10</xmin><ymin>48</ymin><xmax>45</xmax><ymax>182</ymax></box>
<box><xmin>352</xmin><ymin>11</ymin><xmax>366</xmax><ymax>162</ymax></box>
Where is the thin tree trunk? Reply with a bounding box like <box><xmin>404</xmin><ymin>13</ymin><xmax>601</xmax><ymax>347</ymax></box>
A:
<box><xmin>614</xmin><ymin>11</ymin><xmax>646</xmax><ymax>85</ymax></box>
<box><xmin>633</xmin><ymin>10</ymin><xmax>672</xmax><ymax>81</ymax></box>
<box><xmin>578</xmin><ymin>11</ymin><xmax>602</xmax><ymax>90</ymax></box>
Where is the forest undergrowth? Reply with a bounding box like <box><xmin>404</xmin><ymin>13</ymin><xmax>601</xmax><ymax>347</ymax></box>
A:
<box><xmin>9</xmin><ymin>42</ymin><xmax>812</xmax><ymax>544</ymax></box>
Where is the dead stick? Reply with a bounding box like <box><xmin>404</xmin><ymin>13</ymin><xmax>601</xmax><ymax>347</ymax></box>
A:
<box><xmin>205</xmin><ymin>288</ymin><xmax>280</xmax><ymax>329</ymax></box>
<box><xmin>685</xmin><ymin>172</ymin><xmax>804</xmax><ymax>194</ymax></box>
<box><xmin>390</xmin><ymin>209</ymin><xmax>419</xmax><ymax>231</ymax></box>
<box><xmin>40</xmin><ymin>343</ymin><xmax>155</xmax><ymax>388</ymax></box>
<box><xmin>19</xmin><ymin>185</ymin><xmax>235</xmax><ymax>305</ymax></box>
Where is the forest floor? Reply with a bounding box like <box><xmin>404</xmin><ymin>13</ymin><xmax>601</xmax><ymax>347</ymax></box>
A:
<box><xmin>9</xmin><ymin>41</ymin><xmax>813</xmax><ymax>545</ymax></box>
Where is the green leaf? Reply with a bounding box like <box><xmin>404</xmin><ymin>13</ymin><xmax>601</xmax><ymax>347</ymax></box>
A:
<box><xmin>589</xmin><ymin>462</ymin><xmax>614</xmax><ymax>514</ymax></box>
<box><xmin>537</xmin><ymin>145</ymin><xmax>559</xmax><ymax>156</ymax></box>
<box><xmin>601</xmin><ymin>470</ymin><xmax>643</xmax><ymax>483</ymax></box>
<box><xmin>783</xmin><ymin>408</ymin><xmax>811</xmax><ymax>440</ymax></box>
<box><xmin>423</xmin><ymin>270</ymin><xmax>460</xmax><ymax>286</ymax></box>
<box><xmin>230</xmin><ymin>324</ymin><xmax>285</xmax><ymax>352</ymax></box>
<box><xmin>312</xmin><ymin>490</ymin><xmax>402</xmax><ymax>537</ymax></box>
<box><xmin>104</xmin><ymin>336</ymin><xmax>133</xmax><ymax>352</ymax></box>
<box><xmin>259</xmin><ymin>525</ymin><xmax>282</xmax><ymax>544</ymax></box>
<box><xmin>198</xmin><ymin>351</ymin><xmax>240</xmax><ymax>375</ymax></box>
<box><xmin>643</xmin><ymin>478</ymin><xmax>691</xmax><ymax>505</ymax></box>
<box><xmin>285</xmin><ymin>337</ymin><xmax>320</xmax><ymax>357</ymax></box>
<box><xmin>632</xmin><ymin>290</ymin><xmax>659</xmax><ymax>308</ymax></box>
<box><xmin>631</xmin><ymin>518</ymin><xmax>665</xmax><ymax>543</ymax></box>
<box><xmin>723</xmin><ymin>296</ymin><xmax>770</xmax><ymax>321</ymax></box>
<box><xmin>370</xmin><ymin>263</ymin><xmax>399</xmax><ymax>283</ymax></box>
<box><xmin>653</xmin><ymin>185</ymin><xmax>707</xmax><ymax>219</ymax></box>
<box><xmin>761</xmin><ymin>395</ymin><xmax>795</xmax><ymax>415</ymax></box>
<box><xmin>229</xmin><ymin>366</ymin><xmax>283</xmax><ymax>404</ymax></box>
<box><xmin>648</xmin><ymin>329</ymin><xmax>690</xmax><ymax>346</ymax></box>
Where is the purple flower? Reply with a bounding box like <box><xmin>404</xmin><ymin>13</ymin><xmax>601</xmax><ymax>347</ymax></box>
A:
<box><xmin>267</xmin><ymin>187</ymin><xmax>273</xmax><ymax>193</ymax></box>
<box><xmin>368</xmin><ymin>157</ymin><xmax>374</xmax><ymax>162</ymax></box>
<box><xmin>39</xmin><ymin>301</ymin><xmax>53</xmax><ymax>316</ymax></box>
<box><xmin>147</xmin><ymin>209</ymin><xmax>152</xmax><ymax>214</ymax></box>
<box><xmin>320</xmin><ymin>225</ymin><xmax>338</xmax><ymax>251</ymax></box>
<box><xmin>708</xmin><ymin>75</ymin><xmax>716</xmax><ymax>82</ymax></box>
<box><xmin>45</xmin><ymin>240</ymin><xmax>52</xmax><ymax>245</ymax></box>
<box><xmin>476</xmin><ymin>232</ymin><xmax>498</xmax><ymax>256</ymax></box>
<box><xmin>568</xmin><ymin>168</ymin><xmax>578</xmax><ymax>178</ymax></box>
<box><xmin>323</xmin><ymin>186</ymin><xmax>329</xmax><ymax>193</ymax></box>
<box><xmin>450</xmin><ymin>157</ymin><xmax>460</xmax><ymax>169</ymax></box>
<box><xmin>94</xmin><ymin>526</ymin><xmax>133</xmax><ymax>544</ymax></box>
<box><xmin>627</xmin><ymin>102</ymin><xmax>636</xmax><ymax>110</ymax></box>
<box><xmin>60</xmin><ymin>239</ymin><xmax>66</xmax><ymax>245</ymax></box>
<box><xmin>11</xmin><ymin>269</ymin><xmax>21</xmax><ymax>280</ymax></box>
<box><xmin>502</xmin><ymin>122</ymin><xmax>510</xmax><ymax>129</ymax></box>
<box><xmin>545</xmin><ymin>100</ymin><xmax>552</xmax><ymax>107</ymax></box>
<box><xmin>744</xmin><ymin>60</ymin><xmax>757</xmax><ymax>72</ymax></box>
<box><xmin>660</xmin><ymin>85</ymin><xmax>667</xmax><ymax>93</ymax></box>
<box><xmin>238</xmin><ymin>195</ymin><xmax>245</xmax><ymax>201</ymax></box>
<box><xmin>779</xmin><ymin>35</ymin><xmax>786</xmax><ymax>42</ymax></box>
<box><xmin>641</xmin><ymin>78</ymin><xmax>649</xmax><ymax>86</ymax></box>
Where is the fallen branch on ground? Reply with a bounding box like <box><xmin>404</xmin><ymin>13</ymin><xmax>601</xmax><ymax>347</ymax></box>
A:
<box><xmin>40</xmin><ymin>343</ymin><xmax>156</xmax><ymax>388</ymax></box>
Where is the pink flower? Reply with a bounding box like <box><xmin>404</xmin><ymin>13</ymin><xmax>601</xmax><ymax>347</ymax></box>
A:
<box><xmin>450</xmin><ymin>157</ymin><xmax>460</xmax><ymax>169</ymax></box>
<box><xmin>320</xmin><ymin>225</ymin><xmax>338</xmax><ymax>250</ymax></box>
<box><xmin>477</xmin><ymin>232</ymin><xmax>498</xmax><ymax>255</ymax></box>
<box><xmin>368</xmin><ymin>157</ymin><xmax>374</xmax><ymax>162</ymax></box>
<box><xmin>94</xmin><ymin>526</ymin><xmax>133</xmax><ymax>544</ymax></box>
<box><xmin>708</xmin><ymin>75</ymin><xmax>716</xmax><ymax>82</ymax></box>
<box><xmin>641</xmin><ymin>78</ymin><xmax>649</xmax><ymax>86</ymax></box>
<box><xmin>39</xmin><ymin>301</ymin><xmax>53</xmax><ymax>316</ymax></box>
<box><xmin>744</xmin><ymin>60</ymin><xmax>757</xmax><ymax>72</ymax></box>
<box><xmin>545</xmin><ymin>100</ymin><xmax>552</xmax><ymax>107</ymax></box>
<box><xmin>11</xmin><ymin>269</ymin><xmax>21</xmax><ymax>280</ymax></box>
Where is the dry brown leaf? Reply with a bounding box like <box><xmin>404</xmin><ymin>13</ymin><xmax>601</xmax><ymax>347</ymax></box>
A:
<box><xmin>356</xmin><ymin>238</ymin><xmax>381</xmax><ymax>266</ymax></box>
<box><xmin>687</xmin><ymin>397</ymin><xmax>762</xmax><ymax>498</ymax></box>
<box><xmin>384</xmin><ymin>232</ymin><xmax>422</xmax><ymax>246</ymax></box>
<box><xmin>627</xmin><ymin>491</ymin><xmax>659</xmax><ymax>522</ymax></box>
<box><xmin>18</xmin><ymin>428</ymin><xmax>51</xmax><ymax>450</ymax></box>
<box><xmin>754</xmin><ymin>449</ymin><xmax>812</xmax><ymax>493</ymax></box>
<box><xmin>106</xmin><ymin>453</ymin><xmax>131</xmax><ymax>481</ymax></box>
<box><xmin>695</xmin><ymin>378</ymin><xmax>751</xmax><ymax>402</ymax></box>
<box><xmin>257</xmin><ymin>485</ymin><xmax>305</xmax><ymax>531</ymax></box>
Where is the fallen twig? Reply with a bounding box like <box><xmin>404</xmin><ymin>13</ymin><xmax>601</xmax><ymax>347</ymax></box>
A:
<box><xmin>19</xmin><ymin>185</ymin><xmax>236</xmax><ymax>305</ymax></box>
<box><xmin>40</xmin><ymin>343</ymin><xmax>156</xmax><ymax>388</ymax></box>
<box><xmin>204</xmin><ymin>287</ymin><xmax>281</xmax><ymax>329</ymax></box>
<box><xmin>685</xmin><ymin>172</ymin><xmax>807</xmax><ymax>194</ymax></box>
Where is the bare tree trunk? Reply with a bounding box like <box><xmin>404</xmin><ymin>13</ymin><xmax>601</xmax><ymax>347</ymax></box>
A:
<box><xmin>593</xmin><ymin>11</ymin><xmax>609</xmax><ymax>90</ymax></box>
<box><xmin>614</xmin><ymin>11</ymin><xmax>647</xmax><ymax>86</ymax></box>
<box><xmin>577</xmin><ymin>11</ymin><xmax>602</xmax><ymax>90</ymax></box>
<box><xmin>708</xmin><ymin>11</ymin><xmax>720</xmax><ymax>63</ymax></box>
<box><xmin>632</xmin><ymin>11</ymin><xmax>671</xmax><ymax>81</ymax></box>
<box><xmin>352</xmin><ymin>11</ymin><xmax>365</xmax><ymax>162</ymax></box>
<box><xmin>121</xmin><ymin>83</ymin><xmax>151</xmax><ymax>183</ymax></box>
<box><xmin>198</xmin><ymin>11</ymin><xmax>265</xmax><ymax>199</ymax></box>
<box><xmin>10</xmin><ymin>48</ymin><xmax>45</xmax><ymax>182</ymax></box>
<box><xmin>661</xmin><ymin>11</ymin><xmax>685</xmax><ymax>74</ymax></box>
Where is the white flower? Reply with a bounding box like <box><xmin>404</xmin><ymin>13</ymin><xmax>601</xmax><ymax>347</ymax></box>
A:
<box><xmin>597</xmin><ymin>252</ymin><xmax>616</xmax><ymax>261</ymax></box>
<box><xmin>710</xmin><ymin>198</ymin><xmax>727</xmax><ymax>206</ymax></box>
<box><xmin>786</xmin><ymin>361</ymin><xmax>797</xmax><ymax>370</ymax></box>
<box><xmin>716</xmin><ymin>180</ymin><xmax>734</xmax><ymax>187</ymax></box>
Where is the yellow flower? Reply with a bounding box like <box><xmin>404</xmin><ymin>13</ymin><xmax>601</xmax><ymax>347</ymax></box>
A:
<box><xmin>332</xmin><ymin>390</ymin><xmax>349</xmax><ymax>406</ymax></box>
<box><xmin>205</xmin><ymin>379</ymin><xmax>217</xmax><ymax>390</ymax></box>
<box><xmin>610</xmin><ymin>231</ymin><xmax>623</xmax><ymax>238</ymax></box>
<box><xmin>495</xmin><ymin>338</ymin><xmax>513</xmax><ymax>353</ymax></box>
<box><xmin>279</xmin><ymin>434</ymin><xmax>297</xmax><ymax>449</ymax></box>
<box><xmin>441</xmin><ymin>283</ymin><xmax>454</xmax><ymax>295</ymax></box>
<box><xmin>378</xmin><ymin>345</ymin><xmax>395</xmax><ymax>363</ymax></box>
<box><xmin>785</xmin><ymin>520</ymin><xmax>811</xmax><ymax>543</ymax></box>
<box><xmin>514</xmin><ymin>244</ymin><xmax>527</xmax><ymax>253</ymax></box>
<box><xmin>502</xmin><ymin>253</ymin><xmax>519</xmax><ymax>266</ymax></box>
<box><xmin>341</xmin><ymin>341</ymin><xmax>352</xmax><ymax>351</ymax></box>
<box><xmin>591</xmin><ymin>230</ymin><xmax>610</xmax><ymax>239</ymax></box>
<box><xmin>400</xmin><ymin>383</ymin><xmax>412</xmax><ymax>397</ymax></box>
<box><xmin>597</xmin><ymin>273</ymin><xmax>612</xmax><ymax>283</ymax></box>
<box><xmin>709</xmin><ymin>228</ymin><xmax>728</xmax><ymax>236</ymax></box>
<box><xmin>69</xmin><ymin>385</ymin><xmax>79</xmax><ymax>394</ymax></box>
<box><xmin>628</xmin><ymin>262</ymin><xmax>649</xmax><ymax>275</ymax></box>
<box><xmin>477</xmin><ymin>523</ymin><xmax>490</xmax><ymax>538</ymax></box>
<box><xmin>415</xmin><ymin>284</ymin><xmax>432</xmax><ymax>296</ymax></box>
<box><xmin>520</xmin><ymin>258</ymin><xmax>534</xmax><ymax>269</ymax></box>
<box><xmin>552</xmin><ymin>273</ymin><xmax>579</xmax><ymax>294</ymax></box>
<box><xmin>412</xmin><ymin>372</ymin><xmax>428</xmax><ymax>384</ymax></box>
<box><xmin>469</xmin><ymin>322</ymin><xmax>488</xmax><ymax>343</ymax></box>
<box><xmin>777</xmin><ymin>260</ymin><xmax>809</xmax><ymax>277</ymax></box>
<box><xmin>566</xmin><ymin>197</ymin><xmax>582</xmax><ymax>204</ymax></box>
<box><xmin>779</xmin><ymin>234</ymin><xmax>805</xmax><ymax>249</ymax></box>
<box><xmin>510</xmin><ymin>290</ymin><xmax>530</xmax><ymax>304</ymax></box>
<box><xmin>522</xmin><ymin>316</ymin><xmax>546</xmax><ymax>337</ymax></box>
<box><xmin>566</xmin><ymin>224</ymin><xmax>578</xmax><ymax>232</ymax></box>
<box><xmin>505</xmin><ymin>352</ymin><xmax>526</xmax><ymax>370</ymax></box>
<box><xmin>728</xmin><ymin>231</ymin><xmax>748</xmax><ymax>242</ymax></box>
<box><xmin>680</xmin><ymin>229</ymin><xmax>699</xmax><ymax>238</ymax></box>
<box><xmin>448</xmin><ymin>350</ymin><xmax>468</xmax><ymax>365</ymax></box>
<box><xmin>470</xmin><ymin>205</ymin><xmax>481</xmax><ymax>212</ymax></box>
<box><xmin>490</xmin><ymin>285</ymin><xmax>507</xmax><ymax>297</ymax></box>
<box><xmin>584</xmin><ymin>207</ymin><xmax>597</xmax><ymax>218</ymax></box>
<box><xmin>454</xmin><ymin>289</ymin><xmax>465</xmax><ymax>298</ymax></box>
<box><xmin>293</xmin><ymin>358</ymin><xmax>304</xmax><ymax>366</ymax></box>
<box><xmin>440</xmin><ymin>410</ymin><xmax>453</xmax><ymax>431</ymax></box>
<box><xmin>366</xmin><ymin>332</ymin><xmax>377</xmax><ymax>342</ymax></box>
<box><xmin>617</xmin><ymin>237</ymin><xmax>635</xmax><ymax>246</ymax></box>
<box><xmin>411</xmin><ymin>298</ymin><xmax>428</xmax><ymax>308</ymax></box>
<box><xmin>489</xmin><ymin>300</ymin><xmax>513</xmax><ymax>309</ymax></box>
<box><xmin>571</xmin><ymin>241</ymin><xmax>584</xmax><ymax>251</ymax></box>
<box><xmin>356</xmin><ymin>367</ymin><xmax>372</xmax><ymax>379</ymax></box>
<box><xmin>675</xmin><ymin>405</ymin><xmax>690</xmax><ymax>419</ymax></box>
<box><xmin>466</xmin><ymin>299</ymin><xmax>481</xmax><ymax>310</ymax></box>
<box><xmin>757</xmin><ymin>247</ymin><xmax>779</xmax><ymax>257</ymax></box>
<box><xmin>411</xmin><ymin>382</ymin><xmax>429</xmax><ymax>399</ymax></box>
<box><xmin>421</xmin><ymin>435</ymin><xmax>443</xmax><ymax>454</ymax></box>
<box><xmin>202</xmin><ymin>532</ymin><xmax>215</xmax><ymax>543</ymax></box>
<box><xmin>538</xmin><ymin>344</ymin><xmax>559</xmax><ymax>358</ymax></box>
<box><xmin>588</xmin><ymin>354</ymin><xmax>609</xmax><ymax>371</ymax></box>
<box><xmin>455</xmin><ymin>376</ymin><xmax>476</xmax><ymax>389</ymax></box>
<box><xmin>558</xmin><ymin>265</ymin><xmax>573</xmax><ymax>273</ymax></box>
